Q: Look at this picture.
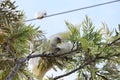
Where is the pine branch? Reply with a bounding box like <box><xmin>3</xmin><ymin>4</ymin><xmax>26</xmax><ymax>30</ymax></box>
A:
<box><xmin>6</xmin><ymin>37</ymin><xmax>12</xmax><ymax>53</ymax></box>
<box><xmin>3</xmin><ymin>51</ymin><xmax>63</xmax><ymax>80</ymax></box>
<box><xmin>5</xmin><ymin>37</ymin><xmax>120</xmax><ymax>80</ymax></box>
<box><xmin>5</xmin><ymin>60</ymin><xmax>22</xmax><ymax>80</ymax></box>
<box><xmin>5</xmin><ymin>49</ymin><xmax>120</xmax><ymax>80</ymax></box>
<box><xmin>51</xmin><ymin>51</ymin><xmax>120</xmax><ymax>80</ymax></box>
<box><xmin>96</xmin><ymin>72</ymin><xmax>108</xmax><ymax>80</ymax></box>
<box><xmin>52</xmin><ymin>59</ymin><xmax>96</xmax><ymax>80</ymax></box>
<box><xmin>4</xmin><ymin>48</ymin><xmax>77</xmax><ymax>80</ymax></box>
<box><xmin>108</xmin><ymin>37</ymin><xmax>120</xmax><ymax>46</ymax></box>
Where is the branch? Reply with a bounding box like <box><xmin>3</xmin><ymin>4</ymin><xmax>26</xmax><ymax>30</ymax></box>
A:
<box><xmin>5</xmin><ymin>58</ymin><xmax>26</xmax><ymax>80</ymax></box>
<box><xmin>52</xmin><ymin>59</ymin><xmax>96</xmax><ymax>80</ymax></box>
<box><xmin>96</xmin><ymin>72</ymin><xmax>108</xmax><ymax>80</ymax></box>
<box><xmin>5</xmin><ymin>61</ymin><xmax>22</xmax><ymax>80</ymax></box>
<box><xmin>6</xmin><ymin>37</ymin><xmax>12</xmax><ymax>53</ymax></box>
<box><xmin>5</xmin><ymin>49</ymin><xmax>77</xmax><ymax>80</ymax></box>
<box><xmin>95</xmin><ymin>37</ymin><xmax>120</xmax><ymax>57</ymax></box>
<box><xmin>51</xmin><ymin>52</ymin><xmax>120</xmax><ymax>80</ymax></box>
<box><xmin>5</xmin><ymin>50</ymin><xmax>37</xmax><ymax>80</ymax></box>
<box><xmin>108</xmin><ymin>37</ymin><xmax>120</xmax><ymax>46</ymax></box>
<box><xmin>5</xmin><ymin>45</ymin><xmax>120</xmax><ymax>80</ymax></box>
<box><xmin>28</xmin><ymin>49</ymin><xmax>78</xmax><ymax>59</ymax></box>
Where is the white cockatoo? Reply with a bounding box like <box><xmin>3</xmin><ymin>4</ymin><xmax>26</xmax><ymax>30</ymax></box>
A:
<box><xmin>28</xmin><ymin>32</ymin><xmax>73</xmax><ymax>80</ymax></box>
<box><xmin>34</xmin><ymin>10</ymin><xmax>47</xmax><ymax>19</ymax></box>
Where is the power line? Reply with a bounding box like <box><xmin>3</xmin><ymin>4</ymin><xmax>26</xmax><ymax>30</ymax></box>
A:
<box><xmin>25</xmin><ymin>0</ymin><xmax>120</xmax><ymax>22</ymax></box>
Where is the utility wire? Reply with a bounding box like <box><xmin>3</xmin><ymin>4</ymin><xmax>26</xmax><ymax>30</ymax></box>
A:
<box><xmin>25</xmin><ymin>0</ymin><xmax>120</xmax><ymax>22</ymax></box>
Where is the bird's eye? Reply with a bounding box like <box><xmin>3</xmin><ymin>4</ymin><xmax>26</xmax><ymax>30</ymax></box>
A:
<box><xmin>56</xmin><ymin>37</ymin><xmax>61</xmax><ymax>43</ymax></box>
<box><xmin>55</xmin><ymin>47</ymin><xmax>61</xmax><ymax>51</ymax></box>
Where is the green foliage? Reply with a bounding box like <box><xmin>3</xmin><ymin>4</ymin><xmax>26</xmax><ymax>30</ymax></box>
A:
<box><xmin>65</xmin><ymin>16</ymin><xmax>120</xmax><ymax>80</ymax></box>
<box><xmin>0</xmin><ymin>1</ymin><xmax>120</xmax><ymax>80</ymax></box>
<box><xmin>0</xmin><ymin>0</ymin><xmax>43</xmax><ymax>80</ymax></box>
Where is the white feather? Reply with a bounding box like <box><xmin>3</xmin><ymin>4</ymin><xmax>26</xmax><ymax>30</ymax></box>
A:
<box><xmin>34</xmin><ymin>10</ymin><xmax>47</xmax><ymax>19</ymax></box>
<box><xmin>57</xmin><ymin>42</ymin><xmax>73</xmax><ymax>53</ymax></box>
<box><xmin>28</xmin><ymin>52</ymin><xmax>40</xmax><ymax>72</ymax></box>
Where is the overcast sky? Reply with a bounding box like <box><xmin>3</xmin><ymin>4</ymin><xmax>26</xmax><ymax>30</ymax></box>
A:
<box><xmin>15</xmin><ymin>0</ymin><xmax>120</xmax><ymax>37</ymax></box>
<box><xmin>15</xmin><ymin>0</ymin><xmax>120</xmax><ymax>79</ymax></box>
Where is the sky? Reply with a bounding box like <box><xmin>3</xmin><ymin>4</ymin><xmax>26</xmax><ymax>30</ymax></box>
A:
<box><xmin>15</xmin><ymin>0</ymin><xmax>120</xmax><ymax>37</ymax></box>
<box><xmin>14</xmin><ymin>0</ymin><xmax>120</xmax><ymax>79</ymax></box>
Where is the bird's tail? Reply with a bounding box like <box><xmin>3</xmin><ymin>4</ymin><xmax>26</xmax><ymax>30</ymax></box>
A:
<box><xmin>32</xmin><ymin>59</ymin><xmax>53</xmax><ymax>80</ymax></box>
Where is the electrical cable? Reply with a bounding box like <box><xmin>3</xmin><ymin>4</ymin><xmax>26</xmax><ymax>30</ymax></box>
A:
<box><xmin>25</xmin><ymin>0</ymin><xmax>120</xmax><ymax>22</ymax></box>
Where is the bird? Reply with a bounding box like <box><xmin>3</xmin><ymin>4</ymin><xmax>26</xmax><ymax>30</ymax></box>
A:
<box><xmin>28</xmin><ymin>33</ymin><xmax>63</xmax><ymax>80</ymax></box>
<box><xmin>28</xmin><ymin>31</ymin><xmax>75</xmax><ymax>80</ymax></box>
<box><xmin>34</xmin><ymin>10</ymin><xmax>47</xmax><ymax>19</ymax></box>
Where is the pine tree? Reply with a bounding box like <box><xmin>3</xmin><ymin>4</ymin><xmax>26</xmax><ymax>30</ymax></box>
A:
<box><xmin>1</xmin><ymin>1</ymin><xmax>120</xmax><ymax>80</ymax></box>
<box><xmin>0</xmin><ymin>0</ymin><xmax>43</xmax><ymax>80</ymax></box>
